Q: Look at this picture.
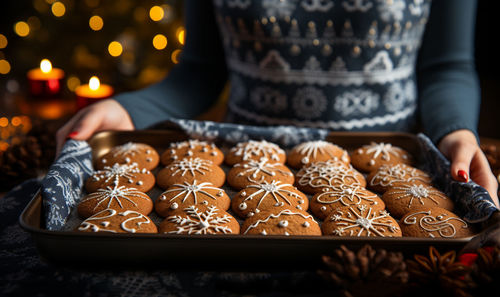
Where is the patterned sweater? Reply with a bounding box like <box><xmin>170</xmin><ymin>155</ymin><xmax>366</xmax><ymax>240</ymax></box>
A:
<box><xmin>116</xmin><ymin>0</ymin><xmax>480</xmax><ymax>144</ymax></box>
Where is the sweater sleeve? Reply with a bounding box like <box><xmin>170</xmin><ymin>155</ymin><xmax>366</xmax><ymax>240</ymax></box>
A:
<box><xmin>115</xmin><ymin>0</ymin><xmax>228</xmax><ymax>129</ymax></box>
<box><xmin>417</xmin><ymin>0</ymin><xmax>481</xmax><ymax>144</ymax></box>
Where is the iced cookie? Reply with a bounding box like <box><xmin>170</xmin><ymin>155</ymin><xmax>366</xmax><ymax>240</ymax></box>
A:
<box><xmin>287</xmin><ymin>140</ymin><xmax>350</xmax><ymax>169</ymax></box>
<box><xmin>399</xmin><ymin>207</ymin><xmax>475</xmax><ymax>238</ymax></box>
<box><xmin>155</xmin><ymin>181</ymin><xmax>230</xmax><ymax>217</ymax></box>
<box><xmin>225</xmin><ymin>140</ymin><xmax>286</xmax><ymax>166</ymax></box>
<box><xmin>241</xmin><ymin>208</ymin><xmax>321</xmax><ymax>236</ymax></box>
<box><xmin>160</xmin><ymin>139</ymin><xmax>224</xmax><ymax>166</ymax></box>
<box><xmin>310</xmin><ymin>184</ymin><xmax>385</xmax><ymax>220</ymax></box>
<box><xmin>382</xmin><ymin>182</ymin><xmax>454</xmax><ymax>219</ymax></box>
<box><xmin>350</xmin><ymin>142</ymin><xmax>413</xmax><ymax>173</ymax></box>
<box><xmin>322</xmin><ymin>205</ymin><xmax>402</xmax><ymax>237</ymax></box>
<box><xmin>85</xmin><ymin>163</ymin><xmax>155</xmax><ymax>193</ymax></box>
<box><xmin>156</xmin><ymin>157</ymin><xmax>225</xmax><ymax>190</ymax></box>
<box><xmin>77</xmin><ymin>184</ymin><xmax>153</xmax><ymax>219</ymax></box>
<box><xmin>367</xmin><ymin>163</ymin><xmax>432</xmax><ymax>193</ymax></box>
<box><xmin>295</xmin><ymin>160</ymin><xmax>366</xmax><ymax>194</ymax></box>
<box><xmin>158</xmin><ymin>205</ymin><xmax>240</xmax><ymax>235</ymax></box>
<box><xmin>96</xmin><ymin>142</ymin><xmax>159</xmax><ymax>170</ymax></box>
<box><xmin>226</xmin><ymin>158</ymin><xmax>294</xmax><ymax>190</ymax></box>
<box><xmin>231</xmin><ymin>180</ymin><xmax>309</xmax><ymax>219</ymax></box>
<box><xmin>76</xmin><ymin>208</ymin><xmax>157</xmax><ymax>233</ymax></box>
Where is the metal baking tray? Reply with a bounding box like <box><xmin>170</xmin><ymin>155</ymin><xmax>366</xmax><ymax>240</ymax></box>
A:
<box><xmin>19</xmin><ymin>130</ymin><xmax>491</xmax><ymax>269</ymax></box>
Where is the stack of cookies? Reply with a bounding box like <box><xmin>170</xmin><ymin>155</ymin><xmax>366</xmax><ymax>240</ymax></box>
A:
<box><xmin>74</xmin><ymin>138</ymin><xmax>476</xmax><ymax>239</ymax></box>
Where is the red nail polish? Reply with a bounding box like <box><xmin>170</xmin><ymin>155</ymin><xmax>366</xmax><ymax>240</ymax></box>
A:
<box><xmin>458</xmin><ymin>170</ymin><xmax>469</xmax><ymax>183</ymax></box>
<box><xmin>68</xmin><ymin>131</ymin><xmax>78</xmax><ymax>139</ymax></box>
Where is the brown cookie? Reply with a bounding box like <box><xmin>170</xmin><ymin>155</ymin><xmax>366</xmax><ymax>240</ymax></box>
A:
<box><xmin>226</xmin><ymin>158</ymin><xmax>294</xmax><ymax>190</ymax></box>
<box><xmin>350</xmin><ymin>142</ymin><xmax>413</xmax><ymax>173</ymax></box>
<box><xmin>76</xmin><ymin>208</ymin><xmax>158</xmax><ymax>233</ymax></box>
<box><xmin>96</xmin><ymin>142</ymin><xmax>159</xmax><ymax>170</ymax></box>
<box><xmin>225</xmin><ymin>140</ymin><xmax>286</xmax><ymax>166</ymax></box>
<box><xmin>155</xmin><ymin>181</ymin><xmax>230</xmax><ymax>217</ymax></box>
<box><xmin>399</xmin><ymin>207</ymin><xmax>475</xmax><ymax>238</ymax></box>
<box><xmin>321</xmin><ymin>205</ymin><xmax>402</xmax><ymax>237</ymax></box>
<box><xmin>241</xmin><ymin>208</ymin><xmax>321</xmax><ymax>236</ymax></box>
<box><xmin>77</xmin><ymin>185</ymin><xmax>153</xmax><ymax>219</ymax></box>
<box><xmin>382</xmin><ymin>182</ymin><xmax>454</xmax><ymax>219</ymax></box>
<box><xmin>367</xmin><ymin>163</ymin><xmax>432</xmax><ymax>193</ymax></box>
<box><xmin>158</xmin><ymin>205</ymin><xmax>240</xmax><ymax>235</ymax></box>
<box><xmin>287</xmin><ymin>140</ymin><xmax>350</xmax><ymax>169</ymax></box>
<box><xmin>295</xmin><ymin>160</ymin><xmax>366</xmax><ymax>194</ymax></box>
<box><xmin>85</xmin><ymin>163</ymin><xmax>155</xmax><ymax>193</ymax></box>
<box><xmin>156</xmin><ymin>157</ymin><xmax>225</xmax><ymax>190</ymax></box>
<box><xmin>310</xmin><ymin>184</ymin><xmax>385</xmax><ymax>220</ymax></box>
<box><xmin>231</xmin><ymin>180</ymin><xmax>309</xmax><ymax>219</ymax></box>
<box><xmin>160</xmin><ymin>139</ymin><xmax>224</xmax><ymax>166</ymax></box>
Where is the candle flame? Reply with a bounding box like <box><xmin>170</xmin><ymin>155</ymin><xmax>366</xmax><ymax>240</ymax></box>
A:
<box><xmin>40</xmin><ymin>59</ymin><xmax>52</xmax><ymax>73</ymax></box>
<box><xmin>89</xmin><ymin>76</ymin><xmax>100</xmax><ymax>90</ymax></box>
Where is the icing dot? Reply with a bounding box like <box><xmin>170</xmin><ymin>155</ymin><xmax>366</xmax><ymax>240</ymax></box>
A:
<box><xmin>303</xmin><ymin>222</ymin><xmax>310</xmax><ymax>227</ymax></box>
<box><xmin>261</xmin><ymin>230</ymin><xmax>267</xmax><ymax>235</ymax></box>
<box><xmin>296</xmin><ymin>205</ymin><xmax>302</xmax><ymax>210</ymax></box>
<box><xmin>241</xmin><ymin>191</ymin><xmax>247</xmax><ymax>197</ymax></box>
<box><xmin>284</xmin><ymin>232</ymin><xmax>290</xmax><ymax>236</ymax></box>
<box><xmin>202</xmin><ymin>201</ymin><xmax>208</xmax><ymax>205</ymax></box>
<box><xmin>238</xmin><ymin>202</ymin><xmax>248</xmax><ymax>210</ymax></box>
<box><xmin>217</xmin><ymin>191</ymin><xmax>223</xmax><ymax>197</ymax></box>
<box><xmin>125</xmin><ymin>157</ymin><xmax>131</xmax><ymax>163</ymax></box>
<box><xmin>301</xmin><ymin>157</ymin><xmax>309</xmax><ymax>164</ymax></box>
<box><xmin>278</xmin><ymin>220</ymin><xmax>288</xmax><ymax>228</ymax></box>
<box><xmin>101</xmin><ymin>222</ymin><xmax>110</xmax><ymax>227</ymax></box>
<box><xmin>146</xmin><ymin>150</ymin><xmax>151</xmax><ymax>154</ymax></box>
<box><xmin>369</xmin><ymin>160</ymin><xmax>376</xmax><ymax>166</ymax></box>
<box><xmin>320</xmin><ymin>206</ymin><xmax>327</xmax><ymax>211</ymax></box>
<box><xmin>210</xmin><ymin>151</ymin><xmax>217</xmax><ymax>156</ymax></box>
<box><xmin>170</xmin><ymin>202</ymin><xmax>179</xmax><ymax>210</ymax></box>
<box><xmin>160</xmin><ymin>195</ymin><xmax>166</xmax><ymax>200</ymax></box>
<box><xmin>146</xmin><ymin>158</ymin><xmax>152</xmax><ymax>162</ymax></box>
<box><xmin>102</xmin><ymin>159</ymin><xmax>107</xmax><ymax>164</ymax></box>
<box><xmin>199</xmin><ymin>221</ymin><xmax>210</xmax><ymax>229</ymax></box>
<box><xmin>255</xmin><ymin>209</ymin><xmax>260</xmax><ymax>213</ymax></box>
<box><xmin>128</xmin><ymin>179</ymin><xmax>134</xmax><ymax>183</ymax></box>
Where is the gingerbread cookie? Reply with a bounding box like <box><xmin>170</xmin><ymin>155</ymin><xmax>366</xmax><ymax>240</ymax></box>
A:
<box><xmin>295</xmin><ymin>160</ymin><xmax>366</xmax><ymax>194</ymax></box>
<box><xmin>231</xmin><ymin>180</ymin><xmax>309</xmax><ymax>219</ymax></box>
<box><xmin>287</xmin><ymin>140</ymin><xmax>350</xmax><ymax>169</ymax></box>
<box><xmin>96</xmin><ymin>142</ymin><xmax>159</xmax><ymax>170</ymax></box>
<box><xmin>158</xmin><ymin>205</ymin><xmax>240</xmax><ymax>235</ymax></box>
<box><xmin>310</xmin><ymin>184</ymin><xmax>385</xmax><ymax>220</ymax></box>
<box><xmin>77</xmin><ymin>208</ymin><xmax>157</xmax><ymax>233</ymax></box>
<box><xmin>350</xmin><ymin>142</ymin><xmax>413</xmax><ymax>173</ymax></box>
<box><xmin>85</xmin><ymin>163</ymin><xmax>155</xmax><ymax>193</ymax></box>
<box><xmin>156</xmin><ymin>157</ymin><xmax>225</xmax><ymax>190</ymax></box>
<box><xmin>399</xmin><ymin>207</ymin><xmax>475</xmax><ymax>238</ymax></box>
<box><xmin>241</xmin><ymin>208</ymin><xmax>321</xmax><ymax>236</ymax></box>
<box><xmin>160</xmin><ymin>139</ymin><xmax>224</xmax><ymax>166</ymax></box>
<box><xmin>225</xmin><ymin>140</ymin><xmax>286</xmax><ymax>166</ymax></box>
<box><xmin>77</xmin><ymin>184</ymin><xmax>153</xmax><ymax>219</ymax></box>
<box><xmin>226</xmin><ymin>158</ymin><xmax>294</xmax><ymax>190</ymax></box>
<box><xmin>155</xmin><ymin>181</ymin><xmax>230</xmax><ymax>217</ymax></box>
<box><xmin>382</xmin><ymin>182</ymin><xmax>454</xmax><ymax>218</ymax></box>
<box><xmin>367</xmin><ymin>163</ymin><xmax>432</xmax><ymax>193</ymax></box>
<box><xmin>322</xmin><ymin>205</ymin><xmax>402</xmax><ymax>237</ymax></box>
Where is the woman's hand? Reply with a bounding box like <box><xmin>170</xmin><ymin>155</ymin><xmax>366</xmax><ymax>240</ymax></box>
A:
<box><xmin>55</xmin><ymin>99</ymin><xmax>134</xmax><ymax>156</ymax></box>
<box><xmin>438</xmin><ymin>129</ymin><xmax>499</xmax><ymax>208</ymax></box>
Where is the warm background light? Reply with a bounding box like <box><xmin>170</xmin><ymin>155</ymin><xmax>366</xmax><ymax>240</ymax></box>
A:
<box><xmin>171</xmin><ymin>49</ymin><xmax>181</xmax><ymax>64</ymax></box>
<box><xmin>149</xmin><ymin>6</ymin><xmax>164</xmax><ymax>21</ymax></box>
<box><xmin>152</xmin><ymin>34</ymin><xmax>167</xmax><ymax>50</ymax></box>
<box><xmin>0</xmin><ymin>34</ymin><xmax>7</xmax><ymax>49</ymax></box>
<box><xmin>89</xmin><ymin>15</ymin><xmax>104</xmax><ymax>31</ymax></box>
<box><xmin>0</xmin><ymin>60</ymin><xmax>11</xmax><ymax>74</ymax></box>
<box><xmin>14</xmin><ymin>21</ymin><xmax>30</xmax><ymax>37</ymax></box>
<box><xmin>40</xmin><ymin>59</ymin><xmax>52</xmax><ymax>73</ymax></box>
<box><xmin>89</xmin><ymin>76</ymin><xmax>100</xmax><ymax>90</ymax></box>
<box><xmin>108</xmin><ymin>41</ymin><xmax>123</xmax><ymax>57</ymax></box>
<box><xmin>51</xmin><ymin>2</ymin><xmax>66</xmax><ymax>17</ymax></box>
<box><xmin>66</xmin><ymin>76</ymin><xmax>81</xmax><ymax>91</ymax></box>
<box><xmin>177</xmin><ymin>27</ymin><xmax>185</xmax><ymax>45</ymax></box>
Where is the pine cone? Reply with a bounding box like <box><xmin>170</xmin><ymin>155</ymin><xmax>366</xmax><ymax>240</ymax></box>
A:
<box><xmin>469</xmin><ymin>247</ymin><xmax>500</xmax><ymax>296</ymax></box>
<box><xmin>407</xmin><ymin>246</ymin><xmax>474</xmax><ymax>297</ymax></box>
<box><xmin>318</xmin><ymin>244</ymin><xmax>408</xmax><ymax>297</ymax></box>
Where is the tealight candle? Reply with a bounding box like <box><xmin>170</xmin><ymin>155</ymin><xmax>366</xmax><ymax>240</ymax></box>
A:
<box><xmin>27</xmin><ymin>59</ymin><xmax>65</xmax><ymax>97</ymax></box>
<box><xmin>75</xmin><ymin>76</ymin><xmax>114</xmax><ymax>109</ymax></box>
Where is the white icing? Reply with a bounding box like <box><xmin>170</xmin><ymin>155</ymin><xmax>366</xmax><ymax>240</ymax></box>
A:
<box><xmin>243</xmin><ymin>209</ymin><xmax>317</xmax><ymax>235</ymax></box>
<box><xmin>162</xmin><ymin>180</ymin><xmax>224</xmax><ymax>205</ymax></box>
<box><xmin>166</xmin><ymin>205</ymin><xmax>234</xmax><ymax>234</ymax></box>
<box><xmin>81</xmin><ymin>184</ymin><xmax>150</xmax><ymax>211</ymax></box>
<box><xmin>330</xmin><ymin>206</ymin><xmax>398</xmax><ymax>237</ymax></box>
<box><xmin>402</xmin><ymin>210</ymin><xmax>468</xmax><ymax>238</ymax></box>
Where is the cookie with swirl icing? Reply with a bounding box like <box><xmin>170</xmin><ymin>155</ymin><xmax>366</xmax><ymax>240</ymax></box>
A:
<box><xmin>231</xmin><ymin>180</ymin><xmax>309</xmax><ymax>219</ymax></box>
<box><xmin>156</xmin><ymin>157</ymin><xmax>225</xmax><ymax>190</ymax></box>
<box><xmin>76</xmin><ymin>208</ymin><xmax>158</xmax><ymax>233</ymax></box>
<box><xmin>155</xmin><ymin>181</ymin><xmax>230</xmax><ymax>217</ymax></box>
<box><xmin>225</xmin><ymin>140</ymin><xmax>286</xmax><ymax>166</ymax></box>
<box><xmin>382</xmin><ymin>182</ymin><xmax>454</xmax><ymax>219</ymax></box>
<box><xmin>77</xmin><ymin>184</ymin><xmax>153</xmax><ymax>219</ymax></box>
<box><xmin>96</xmin><ymin>142</ymin><xmax>159</xmax><ymax>170</ymax></box>
<box><xmin>85</xmin><ymin>163</ymin><xmax>155</xmax><ymax>193</ymax></box>
<box><xmin>295</xmin><ymin>160</ymin><xmax>366</xmax><ymax>194</ymax></box>
<box><xmin>226</xmin><ymin>158</ymin><xmax>294</xmax><ymax>190</ymax></box>
<box><xmin>310</xmin><ymin>184</ymin><xmax>385</xmax><ymax>220</ymax></box>
<box><xmin>159</xmin><ymin>205</ymin><xmax>240</xmax><ymax>235</ymax></box>
<box><xmin>287</xmin><ymin>140</ymin><xmax>350</xmax><ymax>169</ymax></box>
<box><xmin>367</xmin><ymin>163</ymin><xmax>432</xmax><ymax>194</ymax></box>
<box><xmin>350</xmin><ymin>142</ymin><xmax>413</xmax><ymax>173</ymax></box>
<box><xmin>241</xmin><ymin>208</ymin><xmax>321</xmax><ymax>236</ymax></box>
<box><xmin>160</xmin><ymin>139</ymin><xmax>224</xmax><ymax>166</ymax></box>
<box><xmin>321</xmin><ymin>204</ymin><xmax>402</xmax><ymax>237</ymax></box>
<box><xmin>399</xmin><ymin>207</ymin><xmax>475</xmax><ymax>238</ymax></box>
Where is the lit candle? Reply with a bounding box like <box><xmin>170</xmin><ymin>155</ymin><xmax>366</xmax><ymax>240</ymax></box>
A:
<box><xmin>75</xmin><ymin>76</ymin><xmax>114</xmax><ymax>109</ymax></box>
<box><xmin>27</xmin><ymin>59</ymin><xmax>65</xmax><ymax>97</ymax></box>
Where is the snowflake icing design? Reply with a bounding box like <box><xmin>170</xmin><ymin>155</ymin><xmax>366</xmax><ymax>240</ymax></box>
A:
<box><xmin>161</xmin><ymin>181</ymin><xmax>224</xmax><ymax>204</ymax></box>
<box><xmin>92</xmin><ymin>163</ymin><xmax>147</xmax><ymax>184</ymax></box>
<box><xmin>111</xmin><ymin>142</ymin><xmax>145</xmax><ymax>158</ymax></box>
<box><xmin>316</xmin><ymin>184</ymin><xmax>379</xmax><ymax>206</ymax></box>
<box><xmin>364</xmin><ymin>142</ymin><xmax>400</xmax><ymax>161</ymax></box>
<box><xmin>239</xmin><ymin>180</ymin><xmax>303</xmax><ymax>211</ymax></box>
<box><xmin>82</xmin><ymin>184</ymin><xmax>150</xmax><ymax>211</ymax></box>
<box><xmin>234</xmin><ymin>158</ymin><xmax>292</xmax><ymax>183</ymax></box>
<box><xmin>331</xmin><ymin>206</ymin><xmax>399</xmax><ymax>236</ymax></box>
<box><xmin>230</xmin><ymin>140</ymin><xmax>284</xmax><ymax>162</ymax></box>
<box><xmin>167</xmin><ymin>205</ymin><xmax>234</xmax><ymax>234</ymax></box>
<box><xmin>390</xmin><ymin>184</ymin><xmax>448</xmax><ymax>208</ymax></box>
<box><xmin>169</xmin><ymin>158</ymin><xmax>213</xmax><ymax>177</ymax></box>
<box><xmin>294</xmin><ymin>140</ymin><xmax>348</xmax><ymax>164</ymax></box>
<box><xmin>298</xmin><ymin>160</ymin><xmax>361</xmax><ymax>188</ymax></box>
<box><xmin>370</xmin><ymin>164</ymin><xmax>429</xmax><ymax>187</ymax></box>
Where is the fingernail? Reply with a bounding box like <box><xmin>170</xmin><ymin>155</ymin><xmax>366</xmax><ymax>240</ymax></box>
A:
<box><xmin>458</xmin><ymin>170</ymin><xmax>469</xmax><ymax>183</ymax></box>
<box><xmin>68</xmin><ymin>131</ymin><xmax>78</xmax><ymax>139</ymax></box>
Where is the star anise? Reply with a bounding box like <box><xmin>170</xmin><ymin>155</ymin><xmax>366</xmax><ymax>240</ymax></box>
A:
<box><xmin>469</xmin><ymin>246</ymin><xmax>500</xmax><ymax>296</ymax></box>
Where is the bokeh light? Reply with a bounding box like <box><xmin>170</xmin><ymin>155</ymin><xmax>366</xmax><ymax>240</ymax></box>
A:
<box><xmin>0</xmin><ymin>34</ymin><xmax>7</xmax><ymax>49</ymax></box>
<box><xmin>14</xmin><ymin>21</ymin><xmax>30</xmax><ymax>37</ymax></box>
<box><xmin>152</xmin><ymin>34</ymin><xmax>167</xmax><ymax>50</ymax></box>
<box><xmin>0</xmin><ymin>59</ymin><xmax>11</xmax><ymax>74</ymax></box>
<box><xmin>108</xmin><ymin>41</ymin><xmax>123</xmax><ymax>57</ymax></box>
<box><xmin>171</xmin><ymin>49</ymin><xmax>182</xmax><ymax>64</ymax></box>
<box><xmin>51</xmin><ymin>2</ymin><xmax>66</xmax><ymax>17</ymax></box>
<box><xmin>89</xmin><ymin>15</ymin><xmax>104</xmax><ymax>31</ymax></box>
<box><xmin>176</xmin><ymin>27</ymin><xmax>185</xmax><ymax>45</ymax></box>
<box><xmin>66</xmin><ymin>75</ymin><xmax>81</xmax><ymax>91</ymax></box>
<box><xmin>149</xmin><ymin>6</ymin><xmax>164</xmax><ymax>21</ymax></box>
